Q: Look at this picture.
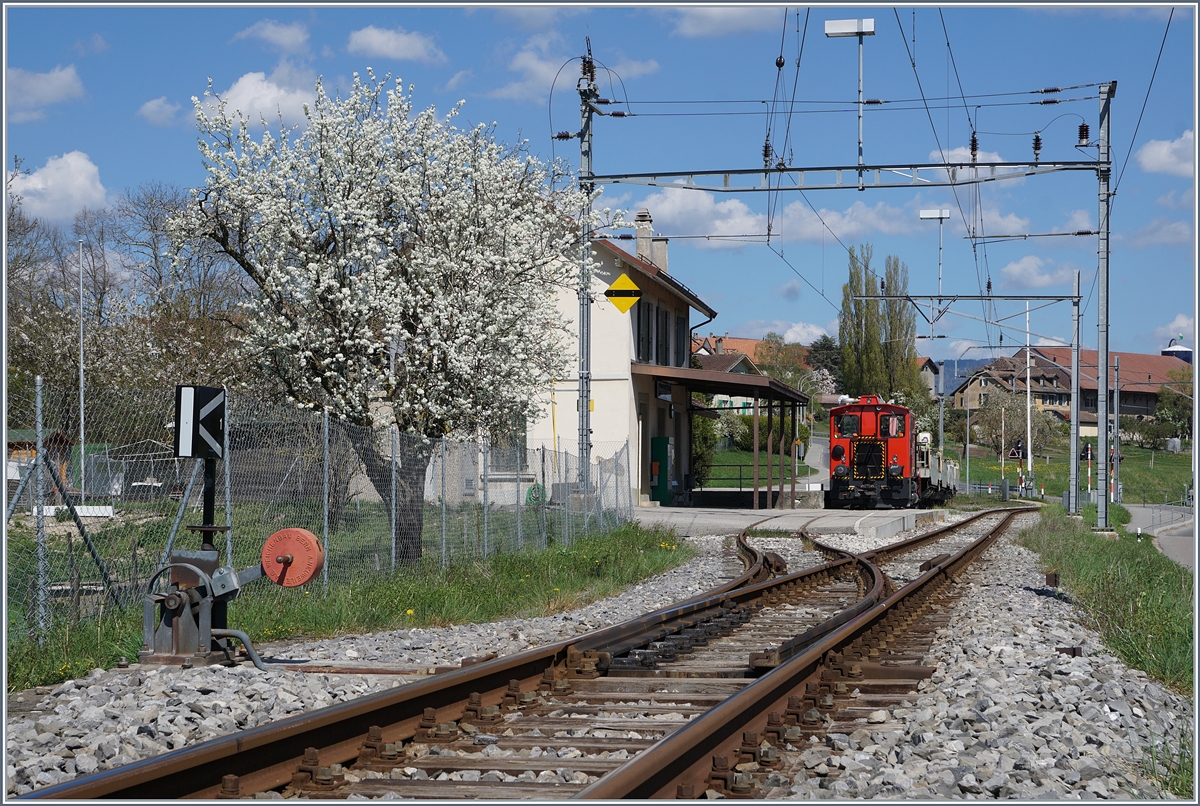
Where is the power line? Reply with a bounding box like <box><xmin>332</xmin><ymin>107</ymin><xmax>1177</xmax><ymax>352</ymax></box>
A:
<box><xmin>1113</xmin><ymin>7</ymin><xmax>1174</xmax><ymax>197</ymax></box>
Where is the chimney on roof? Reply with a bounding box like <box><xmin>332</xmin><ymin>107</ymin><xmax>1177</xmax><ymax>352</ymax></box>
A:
<box><xmin>652</xmin><ymin>235</ymin><xmax>669</xmax><ymax>273</ymax></box>
<box><xmin>715</xmin><ymin>336</ymin><xmax>724</xmax><ymax>354</ymax></box>
<box><xmin>635</xmin><ymin>209</ymin><xmax>654</xmax><ymax>263</ymax></box>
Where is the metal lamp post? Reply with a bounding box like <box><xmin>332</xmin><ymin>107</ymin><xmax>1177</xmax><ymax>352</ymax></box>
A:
<box><xmin>825</xmin><ymin>18</ymin><xmax>875</xmax><ymax>190</ymax></box>
<box><xmin>920</xmin><ymin>209</ymin><xmax>950</xmax><ymax>460</ymax></box>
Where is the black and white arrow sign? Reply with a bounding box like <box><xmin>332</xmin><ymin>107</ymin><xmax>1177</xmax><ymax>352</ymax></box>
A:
<box><xmin>174</xmin><ymin>385</ymin><xmax>225</xmax><ymax>459</ymax></box>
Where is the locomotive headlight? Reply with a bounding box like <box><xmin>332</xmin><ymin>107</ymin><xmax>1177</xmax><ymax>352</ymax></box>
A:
<box><xmin>888</xmin><ymin>464</ymin><xmax>903</xmax><ymax>477</ymax></box>
<box><xmin>831</xmin><ymin>445</ymin><xmax>845</xmax><ymax>460</ymax></box>
<box><xmin>834</xmin><ymin>465</ymin><xmax>849</xmax><ymax>477</ymax></box>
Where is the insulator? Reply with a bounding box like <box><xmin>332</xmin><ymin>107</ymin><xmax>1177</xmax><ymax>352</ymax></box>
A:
<box><xmin>762</xmin><ymin>138</ymin><xmax>772</xmax><ymax>167</ymax></box>
<box><xmin>1077</xmin><ymin>122</ymin><xmax>1090</xmax><ymax>146</ymax></box>
<box><xmin>880</xmin><ymin>278</ymin><xmax>886</xmax><ymax>294</ymax></box>
<box><xmin>611</xmin><ymin>111</ymin><xmax>628</xmax><ymax>118</ymax></box>
<box><xmin>1032</xmin><ymin>132</ymin><xmax>1043</xmax><ymax>163</ymax></box>
<box><xmin>864</xmin><ymin>99</ymin><xmax>884</xmax><ymax>105</ymax></box>
<box><xmin>1038</xmin><ymin>99</ymin><xmax>1061</xmax><ymax>105</ymax></box>
<box><xmin>595</xmin><ymin>98</ymin><xmax>613</xmax><ymax>104</ymax></box>
<box><xmin>776</xmin><ymin>55</ymin><xmax>786</xmax><ymax>69</ymax></box>
<box><xmin>986</xmin><ymin>278</ymin><xmax>992</xmax><ymax>295</ymax></box>
<box><xmin>1038</xmin><ymin>86</ymin><xmax>1062</xmax><ymax>94</ymax></box>
<box><xmin>970</xmin><ymin>132</ymin><xmax>979</xmax><ymax>163</ymax></box>
<box><xmin>554</xmin><ymin>131</ymin><xmax>575</xmax><ymax>140</ymax></box>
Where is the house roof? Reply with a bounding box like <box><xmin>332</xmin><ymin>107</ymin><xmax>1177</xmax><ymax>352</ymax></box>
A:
<box><xmin>915</xmin><ymin>356</ymin><xmax>939</xmax><ymax>374</ymax></box>
<box><xmin>950</xmin><ymin>347</ymin><xmax>1189</xmax><ymax>398</ymax></box>
<box><xmin>631</xmin><ymin>363</ymin><xmax>809</xmax><ymax>405</ymax></box>
<box><xmin>593</xmin><ymin>239</ymin><xmax>717</xmax><ymax>318</ymax></box>
<box><xmin>1033</xmin><ymin>347</ymin><xmax>1189</xmax><ymax>394</ymax></box>
<box><xmin>694</xmin><ymin>351</ymin><xmax>760</xmax><ymax>375</ymax></box>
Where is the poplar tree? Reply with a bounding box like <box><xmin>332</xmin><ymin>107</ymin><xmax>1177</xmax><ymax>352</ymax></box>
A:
<box><xmin>838</xmin><ymin>244</ymin><xmax>886</xmax><ymax>397</ymax></box>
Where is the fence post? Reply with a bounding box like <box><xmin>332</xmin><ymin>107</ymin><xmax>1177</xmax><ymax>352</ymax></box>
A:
<box><xmin>516</xmin><ymin>445</ymin><xmax>523</xmax><ymax>550</ymax></box>
<box><xmin>34</xmin><ymin>377</ymin><xmax>49</xmax><ymax>642</ymax></box>
<box><xmin>223</xmin><ymin>388</ymin><xmax>233</xmax><ymax>564</ymax></box>
<box><xmin>441</xmin><ymin>436</ymin><xmax>447</xmax><ymax>568</ymax></box>
<box><xmin>390</xmin><ymin>425</ymin><xmax>397</xmax><ymax>573</ymax></box>
<box><xmin>540</xmin><ymin>446</ymin><xmax>548</xmax><ymax>548</ymax></box>
<box><xmin>322</xmin><ymin>406</ymin><xmax>329</xmax><ymax>594</ymax></box>
<box><xmin>482</xmin><ymin>438</ymin><xmax>490</xmax><ymax>557</ymax></box>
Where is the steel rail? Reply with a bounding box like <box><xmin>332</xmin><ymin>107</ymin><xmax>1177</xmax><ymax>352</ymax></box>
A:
<box><xmin>575</xmin><ymin>507</ymin><xmax>1030</xmax><ymax>799</ymax></box>
<box><xmin>21</xmin><ymin>516</ymin><xmax>788</xmax><ymax>800</ymax></box>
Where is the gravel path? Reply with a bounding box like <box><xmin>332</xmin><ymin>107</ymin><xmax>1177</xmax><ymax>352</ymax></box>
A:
<box><xmin>5</xmin><ymin>517</ymin><xmax>1192</xmax><ymax>799</ymax></box>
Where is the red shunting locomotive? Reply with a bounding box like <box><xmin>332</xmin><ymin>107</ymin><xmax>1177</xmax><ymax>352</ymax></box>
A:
<box><xmin>825</xmin><ymin>394</ymin><xmax>956</xmax><ymax>509</ymax></box>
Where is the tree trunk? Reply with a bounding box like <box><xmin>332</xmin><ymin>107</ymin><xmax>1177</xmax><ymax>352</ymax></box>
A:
<box><xmin>343</xmin><ymin>423</ymin><xmax>431</xmax><ymax>564</ymax></box>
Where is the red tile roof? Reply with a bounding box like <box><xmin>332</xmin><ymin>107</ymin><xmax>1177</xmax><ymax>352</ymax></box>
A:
<box><xmin>1033</xmin><ymin>347</ymin><xmax>1189</xmax><ymax>394</ymax></box>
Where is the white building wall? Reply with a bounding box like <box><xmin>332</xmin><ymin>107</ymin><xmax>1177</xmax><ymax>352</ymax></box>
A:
<box><xmin>526</xmin><ymin>244</ymin><xmax>693</xmax><ymax>505</ymax></box>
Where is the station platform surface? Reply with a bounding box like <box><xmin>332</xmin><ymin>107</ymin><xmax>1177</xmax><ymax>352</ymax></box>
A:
<box><xmin>633</xmin><ymin>506</ymin><xmax>947</xmax><ymax>542</ymax></box>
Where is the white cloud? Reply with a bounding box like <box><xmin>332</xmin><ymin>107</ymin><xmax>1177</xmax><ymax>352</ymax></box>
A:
<box><xmin>976</xmin><ymin>202</ymin><xmax>1030</xmax><ymax>236</ymax></box>
<box><xmin>489</xmin><ymin>37</ymin><xmax>565</xmax><ymax>103</ymax></box>
<box><xmin>1053</xmin><ymin>209</ymin><xmax>1093</xmax><ymax>233</ymax></box>
<box><xmin>739</xmin><ymin>319</ymin><xmax>828</xmax><ymax>344</ymax></box>
<box><xmin>496</xmin><ymin>7</ymin><xmax>588</xmax><ymax>28</ymax></box>
<box><xmin>7</xmin><ymin>64</ymin><xmax>85</xmax><ymax>122</ymax></box>
<box><xmin>8</xmin><ymin>151</ymin><xmax>107</xmax><ymax>223</ymax></box>
<box><xmin>1152</xmin><ymin>314</ymin><xmax>1194</xmax><ymax>347</ymax></box>
<box><xmin>234</xmin><ymin>20</ymin><xmax>310</xmax><ymax>54</ymax></box>
<box><xmin>780</xmin><ymin>280</ymin><xmax>802</xmax><ymax>301</ymax></box>
<box><xmin>783</xmin><ymin>321</ymin><xmax>829</xmax><ymax>344</ymax></box>
<box><xmin>672</xmin><ymin>8</ymin><xmax>782</xmax><ymax>37</ymax></box>
<box><xmin>347</xmin><ymin>25</ymin><xmax>446</xmax><ymax>63</ymax></box>
<box><xmin>72</xmin><ymin>33</ymin><xmax>109</xmax><ymax>56</ymax></box>
<box><xmin>929</xmin><ymin>145</ymin><xmax>1006</xmax><ymax>165</ymax></box>
<box><xmin>214</xmin><ymin>62</ymin><xmax>315</xmax><ymax>125</ymax></box>
<box><xmin>998</xmin><ymin>255</ymin><xmax>1072</xmax><ymax>289</ymax></box>
<box><xmin>443</xmin><ymin>69</ymin><xmax>472</xmax><ymax>92</ymax></box>
<box><xmin>138</xmin><ymin>96</ymin><xmax>181</xmax><ymax>126</ymax></box>
<box><xmin>1034</xmin><ymin>335</ymin><xmax>1069</xmax><ymax>347</ymax></box>
<box><xmin>636</xmin><ymin>186</ymin><xmax>910</xmax><ymax>248</ymax></box>
<box><xmin>606</xmin><ymin>56</ymin><xmax>658</xmax><ymax>80</ymax></box>
<box><xmin>1156</xmin><ymin>188</ymin><xmax>1195</xmax><ymax>209</ymax></box>
<box><xmin>1135</xmin><ymin>130</ymin><xmax>1194</xmax><ymax>177</ymax></box>
<box><xmin>1127</xmin><ymin>217</ymin><xmax>1193</xmax><ymax>247</ymax></box>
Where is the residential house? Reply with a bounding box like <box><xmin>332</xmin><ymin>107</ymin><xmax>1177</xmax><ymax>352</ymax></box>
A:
<box><xmin>950</xmin><ymin>347</ymin><xmax>1190</xmax><ymax>437</ymax></box>
<box><xmin>915</xmin><ymin>357</ymin><xmax>940</xmax><ymax>401</ymax></box>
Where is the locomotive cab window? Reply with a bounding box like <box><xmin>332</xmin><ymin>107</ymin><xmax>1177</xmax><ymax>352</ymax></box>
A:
<box><xmin>880</xmin><ymin>413</ymin><xmax>905</xmax><ymax>438</ymax></box>
<box><xmin>834</xmin><ymin>414</ymin><xmax>860</xmax><ymax>436</ymax></box>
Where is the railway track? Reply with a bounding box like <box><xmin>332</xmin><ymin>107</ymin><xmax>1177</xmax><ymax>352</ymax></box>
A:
<box><xmin>23</xmin><ymin>508</ymin><xmax>1034</xmax><ymax>800</ymax></box>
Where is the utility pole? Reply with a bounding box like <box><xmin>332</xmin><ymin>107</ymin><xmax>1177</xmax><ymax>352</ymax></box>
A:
<box><xmin>1069</xmin><ymin>270</ymin><xmax>1081</xmax><ymax>514</ymax></box>
<box><xmin>1096</xmin><ymin>81</ymin><xmax>1116</xmax><ymax>528</ymax></box>
<box><xmin>1025</xmin><ymin>302</ymin><xmax>1032</xmax><ymax>487</ymax></box>
<box><xmin>1113</xmin><ymin>355</ymin><xmax>1120</xmax><ymax>503</ymax></box>
<box><xmin>577</xmin><ymin>41</ymin><xmax>598</xmax><ymax>487</ymax></box>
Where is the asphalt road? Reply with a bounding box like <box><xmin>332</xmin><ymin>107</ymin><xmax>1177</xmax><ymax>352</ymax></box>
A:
<box><xmin>1125</xmin><ymin>504</ymin><xmax>1194</xmax><ymax>572</ymax></box>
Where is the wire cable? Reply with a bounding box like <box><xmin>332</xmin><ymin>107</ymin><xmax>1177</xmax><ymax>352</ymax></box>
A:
<box><xmin>1113</xmin><ymin>7</ymin><xmax>1174</xmax><ymax>197</ymax></box>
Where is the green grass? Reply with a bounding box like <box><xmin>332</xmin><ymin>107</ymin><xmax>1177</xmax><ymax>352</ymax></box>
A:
<box><xmin>6</xmin><ymin>522</ymin><xmax>694</xmax><ymax>692</ymax></box>
<box><xmin>1017</xmin><ymin>505</ymin><xmax>1193</xmax><ymax>797</ymax></box>
<box><xmin>951</xmin><ymin>438</ymin><xmax>1192</xmax><ymax>502</ymax></box>
<box><xmin>704</xmin><ymin>449</ymin><xmax>815</xmax><ymax>488</ymax></box>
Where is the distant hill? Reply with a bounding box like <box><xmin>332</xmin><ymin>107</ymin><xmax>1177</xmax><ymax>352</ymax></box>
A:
<box><xmin>945</xmin><ymin>358</ymin><xmax>994</xmax><ymax>392</ymax></box>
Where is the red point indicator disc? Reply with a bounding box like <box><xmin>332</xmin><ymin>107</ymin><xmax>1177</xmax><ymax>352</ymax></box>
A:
<box><xmin>261</xmin><ymin>528</ymin><xmax>324</xmax><ymax>587</ymax></box>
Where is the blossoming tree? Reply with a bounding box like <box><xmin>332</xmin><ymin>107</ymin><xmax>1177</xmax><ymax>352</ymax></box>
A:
<box><xmin>172</xmin><ymin>71</ymin><xmax>597</xmax><ymax>561</ymax></box>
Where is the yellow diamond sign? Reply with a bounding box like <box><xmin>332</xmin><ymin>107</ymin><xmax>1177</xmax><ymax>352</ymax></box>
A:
<box><xmin>604</xmin><ymin>273</ymin><xmax>642</xmax><ymax>314</ymax></box>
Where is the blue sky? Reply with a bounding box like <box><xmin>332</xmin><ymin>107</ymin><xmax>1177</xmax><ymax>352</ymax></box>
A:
<box><xmin>5</xmin><ymin>4</ymin><xmax>1196</xmax><ymax>363</ymax></box>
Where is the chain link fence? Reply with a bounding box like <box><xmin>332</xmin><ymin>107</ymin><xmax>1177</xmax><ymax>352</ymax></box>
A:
<box><xmin>6</xmin><ymin>381</ymin><xmax>633</xmax><ymax>642</ymax></box>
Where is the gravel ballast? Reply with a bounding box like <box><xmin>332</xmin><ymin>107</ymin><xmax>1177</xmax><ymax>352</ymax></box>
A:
<box><xmin>5</xmin><ymin>517</ymin><xmax>1192</xmax><ymax>799</ymax></box>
